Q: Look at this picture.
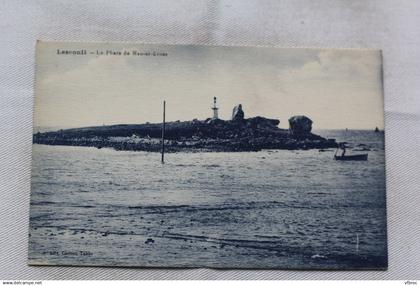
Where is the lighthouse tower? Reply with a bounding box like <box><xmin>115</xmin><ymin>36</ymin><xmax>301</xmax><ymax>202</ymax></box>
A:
<box><xmin>211</xmin><ymin>97</ymin><xmax>219</xmax><ymax>119</ymax></box>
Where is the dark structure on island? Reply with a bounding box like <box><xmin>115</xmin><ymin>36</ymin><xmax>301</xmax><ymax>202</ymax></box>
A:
<box><xmin>33</xmin><ymin>98</ymin><xmax>337</xmax><ymax>152</ymax></box>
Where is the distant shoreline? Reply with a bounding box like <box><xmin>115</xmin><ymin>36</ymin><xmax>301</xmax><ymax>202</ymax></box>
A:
<box><xmin>33</xmin><ymin>127</ymin><xmax>384</xmax><ymax>134</ymax></box>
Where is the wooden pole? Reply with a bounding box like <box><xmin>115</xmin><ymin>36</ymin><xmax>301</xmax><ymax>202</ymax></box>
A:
<box><xmin>161</xmin><ymin>100</ymin><xmax>166</xmax><ymax>164</ymax></box>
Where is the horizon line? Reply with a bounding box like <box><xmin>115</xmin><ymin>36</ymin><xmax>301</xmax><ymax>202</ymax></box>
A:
<box><xmin>33</xmin><ymin>124</ymin><xmax>384</xmax><ymax>132</ymax></box>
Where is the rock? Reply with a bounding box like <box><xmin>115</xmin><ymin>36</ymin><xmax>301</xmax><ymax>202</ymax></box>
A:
<box><xmin>247</xmin><ymin>116</ymin><xmax>279</xmax><ymax>127</ymax></box>
<box><xmin>288</xmin><ymin>115</ymin><xmax>313</xmax><ymax>135</ymax></box>
<box><xmin>145</xmin><ymin>238</ymin><xmax>155</xmax><ymax>244</ymax></box>
<box><xmin>207</xmin><ymin>118</ymin><xmax>224</xmax><ymax>125</ymax></box>
<box><xmin>232</xmin><ymin>104</ymin><xmax>245</xmax><ymax>121</ymax></box>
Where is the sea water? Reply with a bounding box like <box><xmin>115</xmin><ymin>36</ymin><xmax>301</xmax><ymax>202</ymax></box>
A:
<box><xmin>28</xmin><ymin>130</ymin><xmax>387</xmax><ymax>268</ymax></box>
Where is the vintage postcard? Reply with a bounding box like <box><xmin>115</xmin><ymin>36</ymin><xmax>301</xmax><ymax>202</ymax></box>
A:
<box><xmin>29</xmin><ymin>41</ymin><xmax>387</xmax><ymax>269</ymax></box>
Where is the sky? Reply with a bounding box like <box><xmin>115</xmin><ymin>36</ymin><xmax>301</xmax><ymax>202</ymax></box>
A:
<box><xmin>34</xmin><ymin>42</ymin><xmax>384</xmax><ymax>130</ymax></box>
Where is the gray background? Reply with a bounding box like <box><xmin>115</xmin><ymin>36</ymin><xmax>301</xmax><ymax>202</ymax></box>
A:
<box><xmin>0</xmin><ymin>0</ymin><xmax>419</xmax><ymax>280</ymax></box>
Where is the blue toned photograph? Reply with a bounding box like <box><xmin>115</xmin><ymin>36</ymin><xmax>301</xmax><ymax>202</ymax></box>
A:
<box><xmin>29</xmin><ymin>42</ymin><xmax>387</xmax><ymax>269</ymax></box>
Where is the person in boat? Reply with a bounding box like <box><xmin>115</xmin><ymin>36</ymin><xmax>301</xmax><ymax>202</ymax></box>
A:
<box><xmin>339</xmin><ymin>143</ymin><xmax>346</xmax><ymax>157</ymax></box>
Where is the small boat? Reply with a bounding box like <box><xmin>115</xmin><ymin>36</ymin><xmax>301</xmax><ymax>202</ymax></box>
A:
<box><xmin>334</xmin><ymin>147</ymin><xmax>368</xmax><ymax>161</ymax></box>
<box><xmin>334</xmin><ymin>153</ymin><xmax>368</xmax><ymax>161</ymax></box>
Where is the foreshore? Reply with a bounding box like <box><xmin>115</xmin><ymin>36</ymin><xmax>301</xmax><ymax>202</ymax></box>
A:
<box><xmin>33</xmin><ymin>135</ymin><xmax>338</xmax><ymax>152</ymax></box>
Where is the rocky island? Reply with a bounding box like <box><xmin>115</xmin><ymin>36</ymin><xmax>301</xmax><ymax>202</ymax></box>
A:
<box><xmin>33</xmin><ymin>103</ymin><xmax>337</xmax><ymax>152</ymax></box>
